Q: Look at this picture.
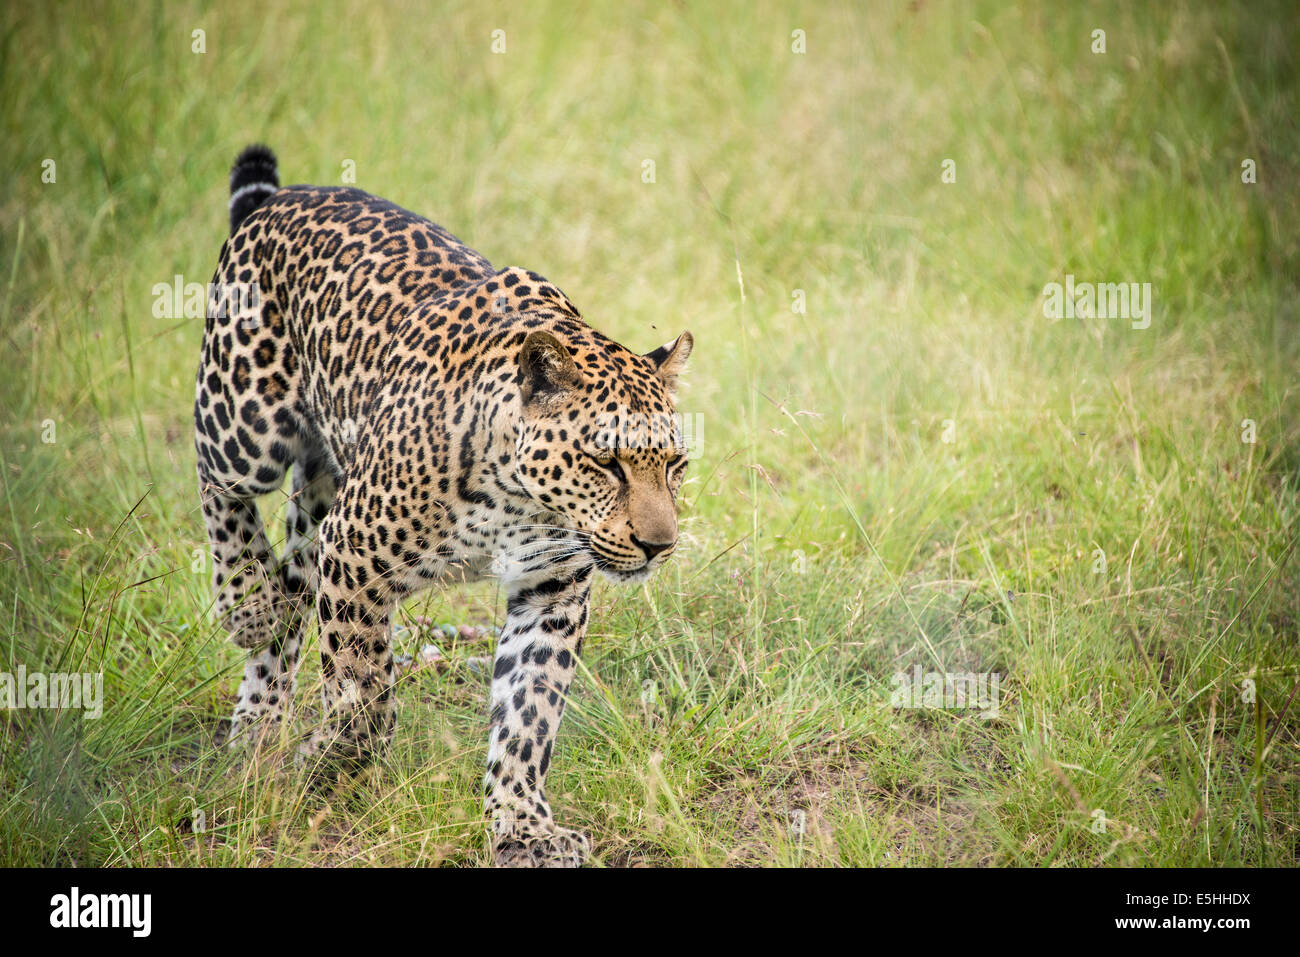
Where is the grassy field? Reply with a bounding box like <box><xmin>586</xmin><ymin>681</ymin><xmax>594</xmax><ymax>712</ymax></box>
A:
<box><xmin>1</xmin><ymin>0</ymin><xmax>1297</xmax><ymax>867</ymax></box>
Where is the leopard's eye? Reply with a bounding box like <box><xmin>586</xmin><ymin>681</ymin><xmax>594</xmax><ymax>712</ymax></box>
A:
<box><xmin>589</xmin><ymin>452</ymin><xmax>625</xmax><ymax>482</ymax></box>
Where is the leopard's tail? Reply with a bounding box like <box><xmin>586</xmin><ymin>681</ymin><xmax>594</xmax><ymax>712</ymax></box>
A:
<box><xmin>228</xmin><ymin>144</ymin><xmax>279</xmax><ymax>233</ymax></box>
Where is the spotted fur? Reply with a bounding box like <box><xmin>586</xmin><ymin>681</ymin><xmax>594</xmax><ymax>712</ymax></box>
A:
<box><xmin>195</xmin><ymin>145</ymin><xmax>692</xmax><ymax>867</ymax></box>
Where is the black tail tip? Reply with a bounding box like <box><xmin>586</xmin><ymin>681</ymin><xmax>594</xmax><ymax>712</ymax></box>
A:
<box><xmin>231</xmin><ymin>144</ymin><xmax>278</xmax><ymax>184</ymax></box>
<box><xmin>229</xmin><ymin>144</ymin><xmax>280</xmax><ymax>232</ymax></box>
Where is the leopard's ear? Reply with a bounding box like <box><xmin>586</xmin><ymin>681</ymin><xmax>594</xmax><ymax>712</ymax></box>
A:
<box><xmin>645</xmin><ymin>331</ymin><xmax>693</xmax><ymax>395</ymax></box>
<box><xmin>519</xmin><ymin>331</ymin><xmax>582</xmax><ymax>403</ymax></box>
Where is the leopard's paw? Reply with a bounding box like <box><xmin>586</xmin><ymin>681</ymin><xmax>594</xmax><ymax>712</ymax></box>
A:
<box><xmin>494</xmin><ymin>827</ymin><xmax>590</xmax><ymax>868</ymax></box>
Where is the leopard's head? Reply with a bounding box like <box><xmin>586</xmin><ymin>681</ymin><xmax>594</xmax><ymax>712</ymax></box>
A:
<box><xmin>514</xmin><ymin>328</ymin><xmax>693</xmax><ymax>583</ymax></box>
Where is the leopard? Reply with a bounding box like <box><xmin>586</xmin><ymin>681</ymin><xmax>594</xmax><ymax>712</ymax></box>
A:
<box><xmin>194</xmin><ymin>144</ymin><xmax>693</xmax><ymax>867</ymax></box>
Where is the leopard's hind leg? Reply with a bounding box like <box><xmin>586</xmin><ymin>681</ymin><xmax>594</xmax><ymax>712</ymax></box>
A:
<box><xmin>194</xmin><ymin>359</ymin><xmax>313</xmax><ymax>746</ymax></box>
<box><xmin>196</xmin><ymin>448</ymin><xmax>338</xmax><ymax>748</ymax></box>
<box><xmin>196</xmin><ymin>472</ymin><xmax>294</xmax><ymax>746</ymax></box>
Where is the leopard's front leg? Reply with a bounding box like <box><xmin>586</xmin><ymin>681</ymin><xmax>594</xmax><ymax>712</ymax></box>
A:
<box><xmin>485</xmin><ymin>568</ymin><xmax>593</xmax><ymax>868</ymax></box>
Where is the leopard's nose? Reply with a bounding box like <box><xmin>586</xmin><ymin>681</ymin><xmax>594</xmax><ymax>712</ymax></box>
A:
<box><xmin>631</xmin><ymin>535</ymin><xmax>673</xmax><ymax>561</ymax></box>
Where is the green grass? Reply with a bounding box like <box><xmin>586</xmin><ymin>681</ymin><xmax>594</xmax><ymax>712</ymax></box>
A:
<box><xmin>1</xmin><ymin>0</ymin><xmax>1297</xmax><ymax>866</ymax></box>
